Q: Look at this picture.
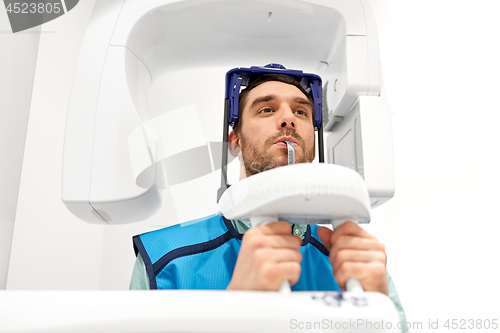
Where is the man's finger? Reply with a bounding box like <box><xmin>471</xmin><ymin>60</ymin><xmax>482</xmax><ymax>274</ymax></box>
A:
<box><xmin>255</xmin><ymin>248</ymin><xmax>303</xmax><ymax>265</ymax></box>
<box><xmin>267</xmin><ymin>234</ymin><xmax>302</xmax><ymax>249</ymax></box>
<box><xmin>331</xmin><ymin>235</ymin><xmax>386</xmax><ymax>252</ymax></box>
<box><xmin>333</xmin><ymin>261</ymin><xmax>387</xmax><ymax>293</ymax></box>
<box><xmin>243</xmin><ymin>232</ymin><xmax>301</xmax><ymax>251</ymax></box>
<box><xmin>260</xmin><ymin>221</ymin><xmax>293</xmax><ymax>235</ymax></box>
<box><xmin>330</xmin><ymin>249</ymin><xmax>386</xmax><ymax>272</ymax></box>
<box><xmin>276</xmin><ymin>262</ymin><xmax>302</xmax><ymax>286</ymax></box>
<box><xmin>329</xmin><ymin>222</ymin><xmax>379</xmax><ymax>247</ymax></box>
<box><xmin>261</xmin><ymin>262</ymin><xmax>302</xmax><ymax>288</ymax></box>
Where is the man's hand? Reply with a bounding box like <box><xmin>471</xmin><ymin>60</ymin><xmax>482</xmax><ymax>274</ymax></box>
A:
<box><xmin>317</xmin><ymin>222</ymin><xmax>389</xmax><ymax>295</ymax></box>
<box><xmin>227</xmin><ymin>222</ymin><xmax>303</xmax><ymax>291</ymax></box>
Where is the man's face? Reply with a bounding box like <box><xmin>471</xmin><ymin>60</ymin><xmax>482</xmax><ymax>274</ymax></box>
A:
<box><xmin>229</xmin><ymin>81</ymin><xmax>316</xmax><ymax>177</ymax></box>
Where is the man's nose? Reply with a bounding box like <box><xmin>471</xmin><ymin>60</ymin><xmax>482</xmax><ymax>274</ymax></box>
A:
<box><xmin>278</xmin><ymin>106</ymin><xmax>295</xmax><ymax>129</ymax></box>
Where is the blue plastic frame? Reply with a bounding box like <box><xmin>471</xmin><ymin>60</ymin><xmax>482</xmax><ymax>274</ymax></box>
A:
<box><xmin>224</xmin><ymin>64</ymin><xmax>323</xmax><ymax>129</ymax></box>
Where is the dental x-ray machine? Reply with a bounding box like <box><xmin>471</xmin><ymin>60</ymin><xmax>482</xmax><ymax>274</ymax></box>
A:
<box><xmin>2</xmin><ymin>0</ymin><xmax>397</xmax><ymax>332</ymax></box>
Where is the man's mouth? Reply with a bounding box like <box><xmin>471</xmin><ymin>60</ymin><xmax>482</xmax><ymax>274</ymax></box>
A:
<box><xmin>274</xmin><ymin>137</ymin><xmax>298</xmax><ymax>147</ymax></box>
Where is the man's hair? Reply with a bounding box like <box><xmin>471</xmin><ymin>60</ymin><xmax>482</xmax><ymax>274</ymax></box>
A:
<box><xmin>232</xmin><ymin>73</ymin><xmax>314</xmax><ymax>132</ymax></box>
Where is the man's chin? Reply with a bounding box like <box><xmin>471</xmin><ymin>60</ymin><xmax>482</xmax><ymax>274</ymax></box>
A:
<box><xmin>244</xmin><ymin>161</ymin><xmax>285</xmax><ymax>177</ymax></box>
<box><xmin>242</xmin><ymin>148</ymin><xmax>313</xmax><ymax>176</ymax></box>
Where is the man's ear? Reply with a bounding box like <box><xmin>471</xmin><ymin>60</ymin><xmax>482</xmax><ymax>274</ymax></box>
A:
<box><xmin>228</xmin><ymin>130</ymin><xmax>241</xmax><ymax>157</ymax></box>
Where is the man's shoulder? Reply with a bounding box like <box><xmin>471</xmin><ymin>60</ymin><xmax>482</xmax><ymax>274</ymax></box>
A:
<box><xmin>133</xmin><ymin>214</ymin><xmax>231</xmax><ymax>262</ymax></box>
<box><xmin>135</xmin><ymin>214</ymin><xmax>229</xmax><ymax>245</ymax></box>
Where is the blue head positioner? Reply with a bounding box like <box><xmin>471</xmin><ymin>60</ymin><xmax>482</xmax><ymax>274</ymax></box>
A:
<box><xmin>225</xmin><ymin>63</ymin><xmax>323</xmax><ymax>129</ymax></box>
<box><xmin>217</xmin><ymin>64</ymin><xmax>325</xmax><ymax>202</ymax></box>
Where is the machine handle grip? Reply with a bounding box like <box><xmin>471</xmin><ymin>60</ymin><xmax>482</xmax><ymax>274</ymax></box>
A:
<box><xmin>346</xmin><ymin>278</ymin><xmax>364</xmax><ymax>293</ymax></box>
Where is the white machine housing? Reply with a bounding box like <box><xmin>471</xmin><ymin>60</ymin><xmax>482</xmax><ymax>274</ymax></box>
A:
<box><xmin>326</xmin><ymin>95</ymin><xmax>395</xmax><ymax>208</ymax></box>
<box><xmin>61</xmin><ymin>0</ymin><xmax>395</xmax><ymax>224</ymax></box>
<box><xmin>1</xmin><ymin>290</ymin><xmax>400</xmax><ymax>333</ymax></box>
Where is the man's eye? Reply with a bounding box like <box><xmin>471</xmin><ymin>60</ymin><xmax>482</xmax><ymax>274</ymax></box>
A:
<box><xmin>294</xmin><ymin>110</ymin><xmax>306</xmax><ymax>116</ymax></box>
<box><xmin>259</xmin><ymin>108</ymin><xmax>273</xmax><ymax>114</ymax></box>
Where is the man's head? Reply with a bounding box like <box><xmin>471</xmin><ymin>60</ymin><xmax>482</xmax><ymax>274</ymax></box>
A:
<box><xmin>228</xmin><ymin>74</ymin><xmax>316</xmax><ymax>179</ymax></box>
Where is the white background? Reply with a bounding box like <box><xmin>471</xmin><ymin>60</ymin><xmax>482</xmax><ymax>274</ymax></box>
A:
<box><xmin>367</xmin><ymin>0</ymin><xmax>500</xmax><ymax>329</ymax></box>
<box><xmin>1</xmin><ymin>1</ymin><xmax>500</xmax><ymax>332</ymax></box>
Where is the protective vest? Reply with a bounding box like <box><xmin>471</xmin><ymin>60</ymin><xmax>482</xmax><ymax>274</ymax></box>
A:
<box><xmin>133</xmin><ymin>214</ymin><xmax>340</xmax><ymax>291</ymax></box>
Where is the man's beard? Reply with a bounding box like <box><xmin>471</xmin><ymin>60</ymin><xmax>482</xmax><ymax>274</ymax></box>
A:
<box><xmin>240</xmin><ymin>129</ymin><xmax>315</xmax><ymax>177</ymax></box>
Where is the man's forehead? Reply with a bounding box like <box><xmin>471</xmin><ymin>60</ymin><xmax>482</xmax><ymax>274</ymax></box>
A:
<box><xmin>246</xmin><ymin>81</ymin><xmax>310</xmax><ymax>104</ymax></box>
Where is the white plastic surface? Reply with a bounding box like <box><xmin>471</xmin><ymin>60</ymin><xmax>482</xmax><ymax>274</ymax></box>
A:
<box><xmin>322</xmin><ymin>0</ymin><xmax>382</xmax><ymax>130</ymax></box>
<box><xmin>0</xmin><ymin>290</ymin><xmax>400</xmax><ymax>333</ymax></box>
<box><xmin>61</xmin><ymin>0</ymin><xmax>126</xmax><ymax>222</ymax></box>
<box><xmin>218</xmin><ymin>163</ymin><xmax>371</xmax><ymax>225</ymax></box>
<box><xmin>326</xmin><ymin>95</ymin><xmax>395</xmax><ymax>208</ymax></box>
<box><xmin>111</xmin><ymin>0</ymin><xmax>366</xmax><ymax>73</ymax></box>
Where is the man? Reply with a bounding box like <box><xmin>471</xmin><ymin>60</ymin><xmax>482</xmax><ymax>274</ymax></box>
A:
<box><xmin>130</xmin><ymin>72</ymin><xmax>406</xmax><ymax>329</ymax></box>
